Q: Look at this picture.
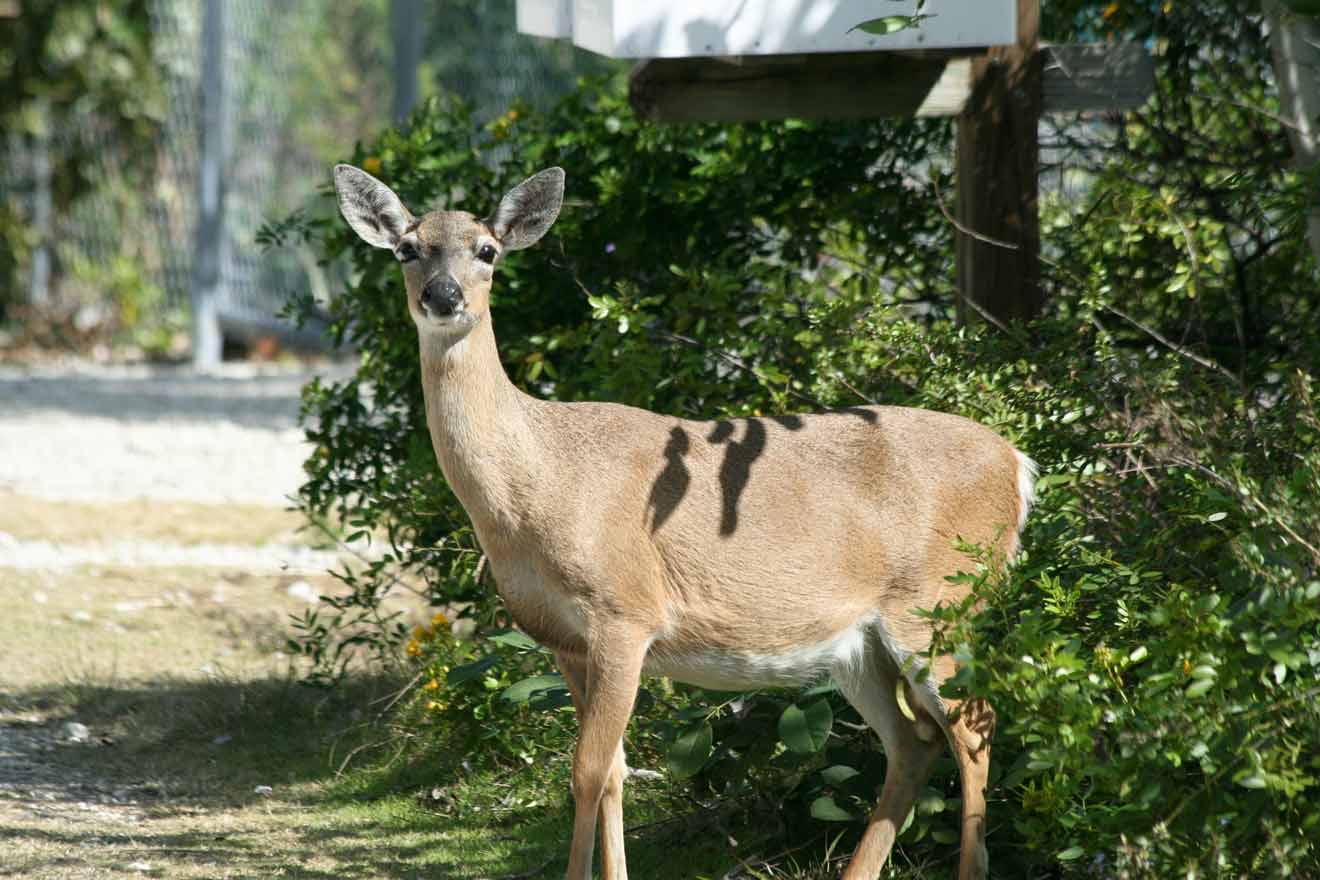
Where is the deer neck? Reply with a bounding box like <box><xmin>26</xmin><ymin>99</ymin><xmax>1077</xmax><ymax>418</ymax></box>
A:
<box><xmin>418</xmin><ymin>316</ymin><xmax>537</xmax><ymax>537</ymax></box>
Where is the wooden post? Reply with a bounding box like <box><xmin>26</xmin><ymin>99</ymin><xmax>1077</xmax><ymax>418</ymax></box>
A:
<box><xmin>955</xmin><ymin>0</ymin><xmax>1042</xmax><ymax>325</ymax></box>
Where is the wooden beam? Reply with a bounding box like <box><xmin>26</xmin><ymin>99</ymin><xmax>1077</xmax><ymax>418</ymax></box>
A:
<box><xmin>630</xmin><ymin>51</ymin><xmax>976</xmax><ymax>123</ymax></box>
<box><xmin>1043</xmin><ymin>42</ymin><xmax>1154</xmax><ymax>112</ymax></box>
<box><xmin>630</xmin><ymin>44</ymin><xmax>1150</xmax><ymax>124</ymax></box>
<box><xmin>955</xmin><ymin>0</ymin><xmax>1043</xmax><ymax>325</ymax></box>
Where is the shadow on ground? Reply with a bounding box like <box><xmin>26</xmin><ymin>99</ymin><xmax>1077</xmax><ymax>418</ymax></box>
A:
<box><xmin>0</xmin><ymin>368</ymin><xmax>319</xmax><ymax>430</ymax></box>
<box><xmin>0</xmin><ymin>674</ymin><xmax>744</xmax><ymax>879</ymax></box>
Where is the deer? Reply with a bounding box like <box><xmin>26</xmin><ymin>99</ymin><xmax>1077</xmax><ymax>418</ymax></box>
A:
<box><xmin>333</xmin><ymin>163</ymin><xmax>1035</xmax><ymax>880</ymax></box>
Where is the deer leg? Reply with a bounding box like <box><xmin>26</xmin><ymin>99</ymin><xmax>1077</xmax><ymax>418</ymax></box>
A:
<box><xmin>555</xmin><ymin>651</ymin><xmax>630</xmax><ymax>880</ymax></box>
<box><xmin>943</xmin><ymin>696</ymin><xmax>995</xmax><ymax>880</ymax></box>
<box><xmin>835</xmin><ymin>651</ymin><xmax>944</xmax><ymax>880</ymax></box>
<box><xmin>563</xmin><ymin>628</ymin><xmax>646</xmax><ymax>880</ymax></box>
<box><xmin>597</xmin><ymin>741</ymin><xmax>628</xmax><ymax>880</ymax></box>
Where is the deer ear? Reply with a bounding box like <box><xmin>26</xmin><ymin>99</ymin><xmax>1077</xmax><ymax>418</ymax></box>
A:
<box><xmin>333</xmin><ymin>164</ymin><xmax>413</xmax><ymax>250</ymax></box>
<box><xmin>487</xmin><ymin>167</ymin><xmax>564</xmax><ymax>251</ymax></box>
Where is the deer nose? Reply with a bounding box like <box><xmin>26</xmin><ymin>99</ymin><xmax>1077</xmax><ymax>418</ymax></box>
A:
<box><xmin>420</xmin><ymin>276</ymin><xmax>464</xmax><ymax>316</ymax></box>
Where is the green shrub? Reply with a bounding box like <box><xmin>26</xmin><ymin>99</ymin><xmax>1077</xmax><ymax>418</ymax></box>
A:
<box><xmin>268</xmin><ymin>14</ymin><xmax>1320</xmax><ymax>869</ymax></box>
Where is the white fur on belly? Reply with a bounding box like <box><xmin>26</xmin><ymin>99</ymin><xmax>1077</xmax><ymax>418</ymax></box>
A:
<box><xmin>645</xmin><ymin>615</ymin><xmax>878</xmax><ymax>691</ymax></box>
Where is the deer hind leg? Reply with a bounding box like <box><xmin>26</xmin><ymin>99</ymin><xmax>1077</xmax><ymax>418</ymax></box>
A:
<box><xmin>555</xmin><ymin>652</ymin><xmax>630</xmax><ymax>880</ymax></box>
<box><xmin>833</xmin><ymin>638</ymin><xmax>945</xmax><ymax>880</ymax></box>
<box><xmin>561</xmin><ymin>628</ymin><xmax>646</xmax><ymax>880</ymax></box>
<box><xmin>942</xmin><ymin>695</ymin><xmax>995</xmax><ymax>880</ymax></box>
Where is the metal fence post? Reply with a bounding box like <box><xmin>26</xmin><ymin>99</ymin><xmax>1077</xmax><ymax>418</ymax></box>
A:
<box><xmin>391</xmin><ymin>0</ymin><xmax>422</xmax><ymax>124</ymax></box>
<box><xmin>191</xmin><ymin>0</ymin><xmax>227</xmax><ymax>369</ymax></box>
<box><xmin>27</xmin><ymin>100</ymin><xmax>52</xmax><ymax>309</ymax></box>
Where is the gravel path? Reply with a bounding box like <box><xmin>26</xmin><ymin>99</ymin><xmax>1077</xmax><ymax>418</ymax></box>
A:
<box><xmin>0</xmin><ymin>532</ymin><xmax>342</xmax><ymax>573</ymax></box>
<box><xmin>0</xmin><ymin>360</ymin><xmax>352</xmax><ymax>506</ymax></box>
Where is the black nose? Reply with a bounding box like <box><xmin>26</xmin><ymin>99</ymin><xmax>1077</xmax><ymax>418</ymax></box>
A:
<box><xmin>420</xmin><ymin>276</ymin><xmax>464</xmax><ymax>316</ymax></box>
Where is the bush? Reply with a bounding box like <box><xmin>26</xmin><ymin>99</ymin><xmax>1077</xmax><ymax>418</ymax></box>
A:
<box><xmin>267</xmin><ymin>8</ymin><xmax>1320</xmax><ymax>870</ymax></box>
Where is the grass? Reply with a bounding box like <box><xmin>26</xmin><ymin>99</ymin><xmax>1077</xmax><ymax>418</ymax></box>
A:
<box><xmin>0</xmin><ymin>489</ymin><xmax>313</xmax><ymax>547</ymax></box>
<box><xmin>0</xmin><ymin>494</ymin><xmax>944</xmax><ymax>879</ymax></box>
<box><xmin>1</xmin><ymin>666</ymin><xmax>784</xmax><ymax>878</ymax></box>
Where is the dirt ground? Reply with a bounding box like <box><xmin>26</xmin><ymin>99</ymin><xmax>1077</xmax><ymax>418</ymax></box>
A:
<box><xmin>0</xmin><ymin>359</ymin><xmax>432</xmax><ymax>879</ymax></box>
<box><xmin>0</xmin><ymin>552</ymin><xmax>357</xmax><ymax>879</ymax></box>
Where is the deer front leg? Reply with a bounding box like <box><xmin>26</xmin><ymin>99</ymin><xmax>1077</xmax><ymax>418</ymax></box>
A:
<box><xmin>555</xmin><ymin>651</ymin><xmax>630</xmax><ymax>880</ymax></box>
<box><xmin>564</xmin><ymin>627</ymin><xmax>647</xmax><ymax>880</ymax></box>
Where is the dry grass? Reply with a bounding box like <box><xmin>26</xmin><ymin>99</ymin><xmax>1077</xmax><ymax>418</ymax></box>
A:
<box><xmin>0</xmin><ymin>566</ymin><xmax>336</xmax><ymax>692</ymax></box>
<box><xmin>0</xmin><ymin>489</ymin><xmax>313</xmax><ymax>547</ymax></box>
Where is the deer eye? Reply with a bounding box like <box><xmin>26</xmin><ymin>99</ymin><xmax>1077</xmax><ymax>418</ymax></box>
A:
<box><xmin>476</xmin><ymin>243</ymin><xmax>497</xmax><ymax>264</ymax></box>
<box><xmin>396</xmin><ymin>242</ymin><xmax>420</xmax><ymax>263</ymax></box>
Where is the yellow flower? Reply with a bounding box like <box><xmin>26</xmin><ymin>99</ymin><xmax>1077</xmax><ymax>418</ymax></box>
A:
<box><xmin>423</xmin><ymin>677</ymin><xmax>440</xmax><ymax>691</ymax></box>
<box><xmin>431</xmin><ymin>612</ymin><xmax>449</xmax><ymax>629</ymax></box>
<box><xmin>405</xmin><ymin>639</ymin><xmax>422</xmax><ymax>658</ymax></box>
<box><xmin>426</xmin><ymin>700</ymin><xmax>444</xmax><ymax>711</ymax></box>
<box><xmin>362</xmin><ymin>156</ymin><xmax>382</xmax><ymax>175</ymax></box>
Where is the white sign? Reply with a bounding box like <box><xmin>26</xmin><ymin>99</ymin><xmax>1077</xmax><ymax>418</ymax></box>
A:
<box><xmin>517</xmin><ymin>1</ymin><xmax>1017</xmax><ymax>59</ymax></box>
<box><xmin>517</xmin><ymin>0</ymin><xmax>573</xmax><ymax>39</ymax></box>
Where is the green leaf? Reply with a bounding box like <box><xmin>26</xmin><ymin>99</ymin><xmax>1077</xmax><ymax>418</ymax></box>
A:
<box><xmin>849</xmin><ymin>14</ymin><xmax>929</xmax><ymax>35</ymax></box>
<box><xmin>667</xmin><ymin>722</ymin><xmax>713</xmax><ymax>780</ymax></box>
<box><xmin>487</xmin><ymin>629</ymin><xmax>541</xmax><ymax>651</ymax></box>
<box><xmin>1206</xmin><ymin>511</ymin><xmax>1228</xmax><ymax>523</ymax></box>
<box><xmin>778</xmin><ymin>700</ymin><xmax>834</xmax><ymax>754</ymax></box>
<box><xmin>1057</xmin><ymin>846</ymin><xmax>1085</xmax><ymax>861</ymax></box>
<box><xmin>446</xmin><ymin>653</ymin><xmax>499</xmax><ymax>685</ymax></box>
<box><xmin>800</xmin><ymin>679</ymin><xmax>840</xmax><ymax>698</ymax></box>
<box><xmin>899</xmin><ymin>806</ymin><xmax>915</xmax><ymax>835</ymax></box>
<box><xmin>916</xmin><ymin>790</ymin><xmax>947</xmax><ymax>815</ymax></box>
<box><xmin>820</xmin><ymin>765</ymin><xmax>861</xmax><ymax>786</ymax></box>
<box><xmin>529</xmin><ymin>686</ymin><xmax>573</xmax><ymax>710</ymax></box>
<box><xmin>894</xmin><ymin>677</ymin><xmax>917</xmax><ymax>721</ymax></box>
<box><xmin>1185</xmin><ymin>678</ymin><xmax>1215</xmax><ymax>699</ymax></box>
<box><xmin>501</xmin><ymin>673</ymin><xmax>565</xmax><ymax>704</ymax></box>
<box><xmin>809</xmin><ymin>795</ymin><xmax>857</xmax><ymax>822</ymax></box>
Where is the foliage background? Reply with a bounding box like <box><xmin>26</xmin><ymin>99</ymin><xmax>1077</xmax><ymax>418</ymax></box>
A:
<box><xmin>263</xmin><ymin>1</ymin><xmax>1320</xmax><ymax>876</ymax></box>
<box><xmin>0</xmin><ymin>0</ymin><xmax>612</xmax><ymax>352</ymax></box>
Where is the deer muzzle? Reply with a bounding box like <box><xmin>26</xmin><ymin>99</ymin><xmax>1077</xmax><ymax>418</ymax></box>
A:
<box><xmin>420</xmin><ymin>275</ymin><xmax>464</xmax><ymax>317</ymax></box>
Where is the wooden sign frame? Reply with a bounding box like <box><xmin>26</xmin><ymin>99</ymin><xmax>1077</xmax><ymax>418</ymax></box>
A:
<box><xmin>523</xmin><ymin>0</ymin><xmax>1154</xmax><ymax>325</ymax></box>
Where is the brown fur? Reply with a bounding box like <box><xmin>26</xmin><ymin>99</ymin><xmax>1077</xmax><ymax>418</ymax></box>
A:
<box><xmin>333</xmin><ymin>165</ymin><xmax>1033</xmax><ymax>880</ymax></box>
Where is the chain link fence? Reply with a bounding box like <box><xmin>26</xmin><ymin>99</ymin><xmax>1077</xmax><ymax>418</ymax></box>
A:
<box><xmin>1</xmin><ymin>0</ymin><xmax>601</xmax><ymax>358</ymax></box>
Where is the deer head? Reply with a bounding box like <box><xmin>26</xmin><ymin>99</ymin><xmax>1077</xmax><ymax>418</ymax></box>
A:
<box><xmin>333</xmin><ymin>165</ymin><xmax>565</xmax><ymax>340</ymax></box>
